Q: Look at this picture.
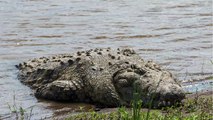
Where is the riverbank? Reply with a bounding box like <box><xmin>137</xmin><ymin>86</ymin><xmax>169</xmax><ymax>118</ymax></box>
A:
<box><xmin>63</xmin><ymin>91</ymin><xmax>213</xmax><ymax>120</ymax></box>
<box><xmin>48</xmin><ymin>77</ymin><xmax>212</xmax><ymax>120</ymax></box>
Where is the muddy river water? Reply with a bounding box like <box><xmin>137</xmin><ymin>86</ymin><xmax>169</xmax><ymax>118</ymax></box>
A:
<box><xmin>0</xmin><ymin>0</ymin><xmax>212</xmax><ymax>119</ymax></box>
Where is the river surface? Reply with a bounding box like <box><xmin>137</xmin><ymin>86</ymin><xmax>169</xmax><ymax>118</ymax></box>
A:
<box><xmin>0</xmin><ymin>0</ymin><xmax>212</xmax><ymax>119</ymax></box>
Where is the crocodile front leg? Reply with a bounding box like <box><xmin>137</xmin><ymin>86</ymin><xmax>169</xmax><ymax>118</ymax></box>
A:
<box><xmin>35</xmin><ymin>80</ymin><xmax>85</xmax><ymax>102</ymax></box>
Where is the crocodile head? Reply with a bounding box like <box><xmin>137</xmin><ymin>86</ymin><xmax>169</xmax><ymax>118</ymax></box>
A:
<box><xmin>112</xmin><ymin>61</ymin><xmax>185</xmax><ymax>108</ymax></box>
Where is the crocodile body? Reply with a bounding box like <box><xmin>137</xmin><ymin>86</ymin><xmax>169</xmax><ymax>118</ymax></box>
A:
<box><xmin>16</xmin><ymin>48</ymin><xmax>185</xmax><ymax>108</ymax></box>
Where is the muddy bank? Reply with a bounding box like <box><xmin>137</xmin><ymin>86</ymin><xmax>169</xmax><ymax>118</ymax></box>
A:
<box><xmin>49</xmin><ymin>90</ymin><xmax>213</xmax><ymax>120</ymax></box>
<box><xmin>49</xmin><ymin>77</ymin><xmax>213</xmax><ymax>120</ymax></box>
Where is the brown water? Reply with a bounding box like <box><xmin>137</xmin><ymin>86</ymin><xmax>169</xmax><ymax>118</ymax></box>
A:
<box><xmin>0</xmin><ymin>0</ymin><xmax>212</xmax><ymax>119</ymax></box>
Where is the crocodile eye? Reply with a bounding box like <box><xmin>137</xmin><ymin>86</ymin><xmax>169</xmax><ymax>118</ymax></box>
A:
<box><xmin>135</xmin><ymin>68</ymin><xmax>146</xmax><ymax>75</ymax></box>
<box><xmin>131</xmin><ymin>64</ymin><xmax>137</xmax><ymax>69</ymax></box>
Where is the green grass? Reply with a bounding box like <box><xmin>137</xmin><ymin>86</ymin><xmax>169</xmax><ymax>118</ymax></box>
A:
<box><xmin>7</xmin><ymin>94</ymin><xmax>34</xmax><ymax>120</ymax></box>
<box><xmin>205</xmin><ymin>76</ymin><xmax>213</xmax><ymax>80</ymax></box>
<box><xmin>66</xmin><ymin>94</ymin><xmax>213</xmax><ymax>120</ymax></box>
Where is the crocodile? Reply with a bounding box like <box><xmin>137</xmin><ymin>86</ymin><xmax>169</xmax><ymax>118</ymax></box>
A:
<box><xmin>16</xmin><ymin>48</ymin><xmax>185</xmax><ymax>108</ymax></box>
